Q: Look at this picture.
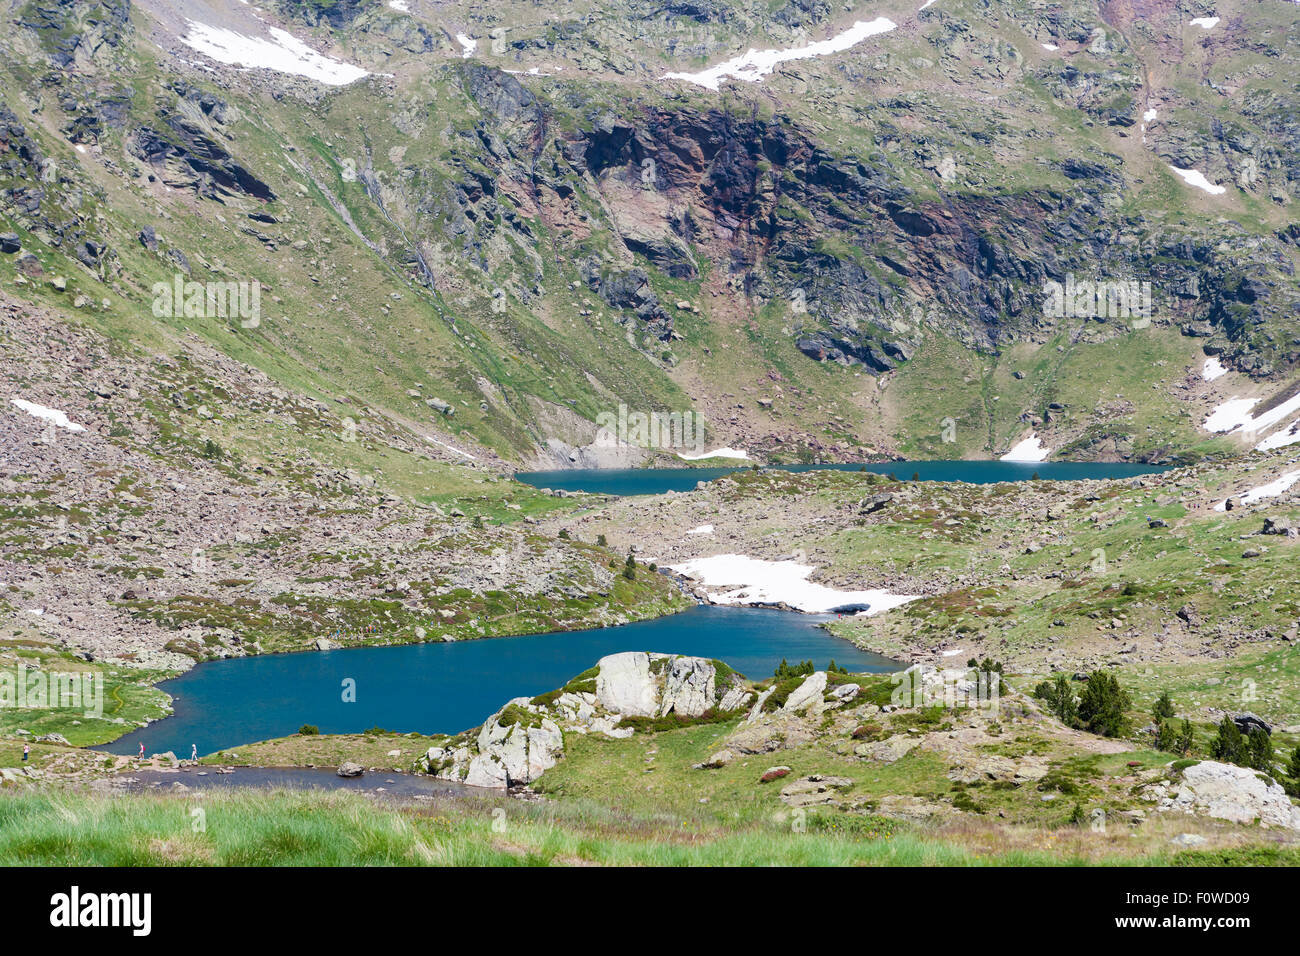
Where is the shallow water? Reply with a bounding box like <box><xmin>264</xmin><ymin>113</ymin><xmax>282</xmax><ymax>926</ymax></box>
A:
<box><xmin>113</xmin><ymin>766</ymin><xmax>483</xmax><ymax>799</ymax></box>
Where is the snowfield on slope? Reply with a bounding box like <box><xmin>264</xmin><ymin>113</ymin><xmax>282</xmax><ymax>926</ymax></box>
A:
<box><xmin>1000</xmin><ymin>435</ymin><xmax>1050</xmax><ymax>462</ymax></box>
<box><xmin>1215</xmin><ymin>470</ymin><xmax>1300</xmax><ymax>511</ymax></box>
<box><xmin>1204</xmin><ymin>391</ymin><xmax>1300</xmax><ymax>439</ymax></box>
<box><xmin>180</xmin><ymin>21</ymin><xmax>370</xmax><ymax>85</ymax></box>
<box><xmin>11</xmin><ymin>398</ymin><xmax>86</xmax><ymax>432</ymax></box>
<box><xmin>1256</xmin><ymin>422</ymin><xmax>1300</xmax><ymax>452</ymax></box>
<box><xmin>678</xmin><ymin>447</ymin><xmax>751</xmax><ymax>461</ymax></box>
<box><xmin>669</xmin><ymin>553</ymin><xmax>918</xmax><ymax>615</ymax></box>
<box><xmin>1169</xmin><ymin>166</ymin><xmax>1227</xmax><ymax>195</ymax></box>
<box><xmin>662</xmin><ymin>17</ymin><xmax>896</xmax><ymax>90</ymax></box>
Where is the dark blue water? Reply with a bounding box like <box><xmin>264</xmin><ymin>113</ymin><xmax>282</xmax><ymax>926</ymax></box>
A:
<box><xmin>515</xmin><ymin>461</ymin><xmax>1167</xmax><ymax>496</ymax></box>
<box><xmin>106</xmin><ymin>606</ymin><xmax>896</xmax><ymax>757</ymax></box>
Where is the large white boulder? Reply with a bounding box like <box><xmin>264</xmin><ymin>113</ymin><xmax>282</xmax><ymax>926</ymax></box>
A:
<box><xmin>1171</xmin><ymin>760</ymin><xmax>1300</xmax><ymax>830</ymax></box>
<box><xmin>422</xmin><ymin>652</ymin><xmax>752</xmax><ymax>788</ymax></box>
<box><xmin>660</xmin><ymin>656</ymin><xmax>716</xmax><ymax>717</ymax></box>
<box><xmin>596</xmin><ymin>651</ymin><xmax>660</xmax><ymax>716</ymax></box>
<box><xmin>782</xmin><ymin>671</ymin><xmax>828</xmax><ymax>713</ymax></box>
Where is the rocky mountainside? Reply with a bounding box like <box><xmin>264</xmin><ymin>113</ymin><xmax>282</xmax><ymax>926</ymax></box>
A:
<box><xmin>2</xmin><ymin>0</ymin><xmax>1300</xmax><ymax>466</ymax></box>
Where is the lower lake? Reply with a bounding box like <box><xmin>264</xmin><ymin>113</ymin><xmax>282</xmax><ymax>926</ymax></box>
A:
<box><xmin>105</xmin><ymin>606</ymin><xmax>898</xmax><ymax>757</ymax></box>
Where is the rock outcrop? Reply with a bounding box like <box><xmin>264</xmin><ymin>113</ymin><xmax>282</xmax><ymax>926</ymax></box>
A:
<box><xmin>1146</xmin><ymin>760</ymin><xmax>1300</xmax><ymax>830</ymax></box>
<box><xmin>419</xmin><ymin>651</ymin><xmax>752</xmax><ymax>788</ymax></box>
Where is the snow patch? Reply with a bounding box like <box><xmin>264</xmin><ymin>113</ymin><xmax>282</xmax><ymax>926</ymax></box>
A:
<box><xmin>1169</xmin><ymin>166</ymin><xmax>1226</xmax><ymax>195</ymax></box>
<box><xmin>1256</xmin><ymin>421</ymin><xmax>1300</xmax><ymax>452</ymax></box>
<box><xmin>662</xmin><ymin>17</ymin><xmax>896</xmax><ymax>90</ymax></box>
<box><xmin>1202</xmin><ymin>356</ymin><xmax>1227</xmax><ymax>381</ymax></box>
<box><xmin>669</xmin><ymin>553</ymin><xmax>918</xmax><ymax>615</ymax></box>
<box><xmin>677</xmin><ymin>447</ymin><xmax>751</xmax><ymax>461</ymax></box>
<box><xmin>424</xmin><ymin>435</ymin><xmax>476</xmax><ymax>461</ymax></box>
<box><xmin>1204</xmin><ymin>391</ymin><xmax>1300</xmax><ymax>438</ymax></box>
<box><xmin>11</xmin><ymin>398</ymin><xmax>86</xmax><ymax>432</ymax></box>
<box><xmin>1215</xmin><ymin>470</ymin><xmax>1300</xmax><ymax>511</ymax></box>
<box><xmin>180</xmin><ymin>21</ymin><xmax>370</xmax><ymax>86</ymax></box>
<box><xmin>1190</xmin><ymin>16</ymin><xmax>1221</xmax><ymax>29</ymax></box>
<box><xmin>1041</xmin><ymin>42</ymin><xmax>1059</xmax><ymax>51</ymax></box>
<box><xmin>1143</xmin><ymin>107</ymin><xmax>1158</xmax><ymax>122</ymax></box>
<box><xmin>919</xmin><ymin>0</ymin><xmax>936</xmax><ymax>9</ymax></box>
<box><xmin>456</xmin><ymin>34</ymin><xmax>476</xmax><ymax>58</ymax></box>
<box><xmin>1000</xmin><ymin>434</ymin><xmax>1050</xmax><ymax>462</ymax></box>
<box><xmin>387</xmin><ymin>0</ymin><xmax>409</xmax><ymax>11</ymax></box>
<box><xmin>686</xmin><ymin>524</ymin><xmax>714</xmax><ymax>535</ymax></box>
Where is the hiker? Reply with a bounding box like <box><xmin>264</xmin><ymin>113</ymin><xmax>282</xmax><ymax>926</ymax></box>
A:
<box><xmin>137</xmin><ymin>742</ymin><xmax>144</xmax><ymax>759</ymax></box>
<box><xmin>191</xmin><ymin>744</ymin><xmax>198</xmax><ymax>762</ymax></box>
<box><xmin>22</xmin><ymin>744</ymin><xmax>29</xmax><ymax>762</ymax></box>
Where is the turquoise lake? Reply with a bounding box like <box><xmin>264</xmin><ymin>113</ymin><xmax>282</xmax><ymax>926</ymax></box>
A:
<box><xmin>106</xmin><ymin>606</ymin><xmax>898</xmax><ymax>757</ymax></box>
<box><xmin>514</xmin><ymin>460</ymin><xmax>1167</xmax><ymax>496</ymax></box>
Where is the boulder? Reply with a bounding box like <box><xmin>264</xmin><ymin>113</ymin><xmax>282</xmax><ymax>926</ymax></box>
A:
<box><xmin>1167</xmin><ymin>761</ymin><xmax>1300</xmax><ymax>830</ymax></box>
<box><xmin>595</xmin><ymin>651</ymin><xmax>659</xmax><ymax>716</ymax></box>
<box><xmin>830</xmin><ymin>683</ymin><xmax>860</xmax><ymax>702</ymax></box>
<box><xmin>695</xmin><ymin>749</ymin><xmax>734</xmax><ymax>769</ymax></box>
<box><xmin>474</xmin><ymin>699</ymin><xmax>564</xmax><ymax>785</ymax></box>
<box><xmin>779</xmin><ymin>774</ymin><xmax>853</xmax><ymax>807</ymax></box>
<box><xmin>1231</xmin><ymin>713</ymin><xmax>1272</xmax><ymax>736</ymax></box>
<box><xmin>660</xmin><ymin>656</ymin><xmax>715</xmax><ymax>717</ymax></box>
<box><xmin>854</xmin><ymin>734</ymin><xmax>921</xmax><ymax>763</ymax></box>
<box><xmin>463</xmin><ymin>754</ymin><xmax>507</xmax><ymax>788</ymax></box>
<box><xmin>782</xmin><ymin>671</ymin><xmax>828</xmax><ymax>713</ymax></box>
<box><xmin>337</xmin><ymin>761</ymin><xmax>364</xmax><ymax>778</ymax></box>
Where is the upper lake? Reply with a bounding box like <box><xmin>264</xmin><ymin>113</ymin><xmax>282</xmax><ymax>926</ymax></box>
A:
<box><xmin>514</xmin><ymin>461</ymin><xmax>1168</xmax><ymax>496</ymax></box>
<box><xmin>105</xmin><ymin>606</ymin><xmax>897</xmax><ymax>757</ymax></box>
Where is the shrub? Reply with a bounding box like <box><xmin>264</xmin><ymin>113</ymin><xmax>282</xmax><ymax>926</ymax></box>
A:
<box><xmin>1156</xmin><ymin>718</ymin><xmax>1195</xmax><ymax>755</ymax></box>
<box><xmin>774</xmin><ymin>658</ymin><xmax>815</xmax><ymax>680</ymax></box>
<box><xmin>1034</xmin><ymin>674</ymin><xmax>1078</xmax><ymax>726</ymax></box>
<box><xmin>622</xmin><ymin>553</ymin><xmax>636</xmax><ymax>581</ymax></box>
<box><xmin>1076</xmin><ymin>671</ymin><xmax>1131</xmax><ymax>738</ymax></box>
<box><xmin>298</xmin><ymin>725</ymin><xmax>319</xmax><ymax>736</ymax></box>
<box><xmin>1247</xmin><ymin>727</ymin><xmax>1274</xmax><ymax>773</ymax></box>
<box><xmin>1209</xmin><ymin>717</ymin><xmax>1247</xmax><ymax>765</ymax></box>
<box><xmin>1286</xmin><ymin>745</ymin><xmax>1300</xmax><ymax>798</ymax></box>
<box><xmin>1152</xmin><ymin>691</ymin><xmax>1175</xmax><ymax>722</ymax></box>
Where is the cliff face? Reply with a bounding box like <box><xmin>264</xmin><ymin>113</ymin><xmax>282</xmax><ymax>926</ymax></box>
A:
<box><xmin>2</xmin><ymin>0</ymin><xmax>1298</xmax><ymax>463</ymax></box>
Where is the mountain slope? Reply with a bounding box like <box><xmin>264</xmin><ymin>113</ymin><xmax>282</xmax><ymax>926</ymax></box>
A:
<box><xmin>1</xmin><ymin>0</ymin><xmax>1299</xmax><ymax>466</ymax></box>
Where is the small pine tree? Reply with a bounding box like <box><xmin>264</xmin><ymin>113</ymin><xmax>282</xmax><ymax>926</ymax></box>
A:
<box><xmin>1152</xmin><ymin>691</ymin><xmax>1175</xmax><ymax>722</ymax></box>
<box><xmin>1209</xmin><ymin>717</ymin><xmax>1248</xmax><ymax>766</ymax></box>
<box><xmin>1247</xmin><ymin>727</ymin><xmax>1274</xmax><ymax>773</ymax></box>
<box><xmin>1286</xmin><ymin>745</ymin><xmax>1300</xmax><ymax>798</ymax></box>
<box><xmin>596</xmin><ymin>534</ymin><xmax>607</xmax><ymax>547</ymax></box>
<box><xmin>1154</xmin><ymin>719</ymin><xmax>1177</xmax><ymax>753</ymax></box>
<box><xmin>622</xmin><ymin>553</ymin><xmax>636</xmax><ymax>580</ymax></box>
<box><xmin>1034</xmin><ymin>674</ymin><xmax>1078</xmax><ymax>727</ymax></box>
<box><xmin>1177</xmin><ymin>718</ymin><xmax>1195</xmax><ymax>756</ymax></box>
<box><xmin>1076</xmin><ymin>671</ymin><xmax>1132</xmax><ymax>738</ymax></box>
